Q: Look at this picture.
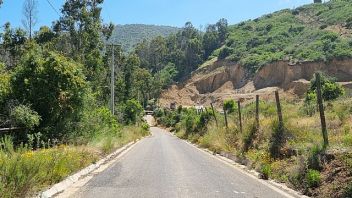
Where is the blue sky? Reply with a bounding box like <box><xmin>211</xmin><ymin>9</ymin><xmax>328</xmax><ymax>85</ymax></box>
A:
<box><xmin>0</xmin><ymin>0</ymin><xmax>312</xmax><ymax>31</ymax></box>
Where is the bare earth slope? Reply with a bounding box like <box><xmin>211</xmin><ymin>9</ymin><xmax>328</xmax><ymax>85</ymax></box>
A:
<box><xmin>160</xmin><ymin>58</ymin><xmax>352</xmax><ymax>108</ymax></box>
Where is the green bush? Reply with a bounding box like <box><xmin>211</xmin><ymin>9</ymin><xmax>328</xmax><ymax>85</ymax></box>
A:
<box><xmin>11</xmin><ymin>47</ymin><xmax>87</xmax><ymax>137</ymax></box>
<box><xmin>260</xmin><ymin>164</ymin><xmax>272</xmax><ymax>180</ymax></box>
<box><xmin>307</xmin><ymin>145</ymin><xmax>323</xmax><ymax>171</ymax></box>
<box><xmin>9</xmin><ymin>104</ymin><xmax>41</xmax><ymax>130</ymax></box>
<box><xmin>343</xmin><ymin>182</ymin><xmax>352</xmax><ymax>198</ymax></box>
<box><xmin>218</xmin><ymin>46</ymin><xmax>233</xmax><ymax>60</ymax></box>
<box><xmin>242</xmin><ymin>121</ymin><xmax>257</xmax><ymax>152</ymax></box>
<box><xmin>269</xmin><ymin>120</ymin><xmax>286</xmax><ymax>158</ymax></box>
<box><xmin>121</xmin><ymin>99</ymin><xmax>144</xmax><ymax>124</ymax></box>
<box><xmin>223</xmin><ymin>99</ymin><xmax>236</xmax><ymax>114</ymax></box>
<box><xmin>0</xmin><ymin>62</ymin><xmax>10</xmax><ymax>107</ymax></box>
<box><xmin>308</xmin><ymin>72</ymin><xmax>345</xmax><ymax>101</ymax></box>
<box><xmin>306</xmin><ymin>169</ymin><xmax>321</xmax><ymax>188</ymax></box>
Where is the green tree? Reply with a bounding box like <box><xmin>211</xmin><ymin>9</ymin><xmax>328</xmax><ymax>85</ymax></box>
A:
<box><xmin>216</xmin><ymin>18</ymin><xmax>229</xmax><ymax>43</ymax></box>
<box><xmin>11</xmin><ymin>46</ymin><xmax>87</xmax><ymax>137</ymax></box>
<box><xmin>34</xmin><ymin>26</ymin><xmax>56</xmax><ymax>44</ymax></box>
<box><xmin>0</xmin><ymin>62</ymin><xmax>10</xmax><ymax>109</ymax></box>
<box><xmin>133</xmin><ymin>67</ymin><xmax>152</xmax><ymax>107</ymax></box>
<box><xmin>1</xmin><ymin>23</ymin><xmax>27</xmax><ymax>67</ymax></box>
<box><xmin>55</xmin><ymin>0</ymin><xmax>105</xmax><ymax>81</ymax></box>
<box><xmin>203</xmin><ymin>24</ymin><xmax>220</xmax><ymax>59</ymax></box>
<box><xmin>121</xmin><ymin>99</ymin><xmax>143</xmax><ymax>124</ymax></box>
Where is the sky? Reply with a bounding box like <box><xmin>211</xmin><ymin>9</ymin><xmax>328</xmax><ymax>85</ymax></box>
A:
<box><xmin>0</xmin><ymin>0</ymin><xmax>312</xmax><ymax>31</ymax></box>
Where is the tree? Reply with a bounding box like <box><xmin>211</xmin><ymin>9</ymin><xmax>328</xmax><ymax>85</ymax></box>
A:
<box><xmin>216</xmin><ymin>18</ymin><xmax>229</xmax><ymax>43</ymax></box>
<box><xmin>55</xmin><ymin>0</ymin><xmax>105</xmax><ymax>81</ymax></box>
<box><xmin>11</xmin><ymin>46</ymin><xmax>87</xmax><ymax>137</ymax></box>
<box><xmin>314</xmin><ymin>0</ymin><xmax>322</xmax><ymax>3</ymax></box>
<box><xmin>2</xmin><ymin>23</ymin><xmax>27</xmax><ymax>67</ymax></box>
<box><xmin>133</xmin><ymin>68</ymin><xmax>152</xmax><ymax>106</ymax></box>
<box><xmin>0</xmin><ymin>0</ymin><xmax>3</xmax><ymax>7</ymax></box>
<box><xmin>203</xmin><ymin>24</ymin><xmax>220</xmax><ymax>59</ymax></box>
<box><xmin>34</xmin><ymin>26</ymin><xmax>56</xmax><ymax>44</ymax></box>
<box><xmin>22</xmin><ymin>0</ymin><xmax>38</xmax><ymax>40</ymax></box>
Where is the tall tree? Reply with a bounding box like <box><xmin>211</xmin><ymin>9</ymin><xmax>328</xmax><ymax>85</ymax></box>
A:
<box><xmin>216</xmin><ymin>18</ymin><xmax>229</xmax><ymax>43</ymax></box>
<box><xmin>22</xmin><ymin>0</ymin><xmax>38</xmax><ymax>40</ymax></box>
<box><xmin>2</xmin><ymin>23</ymin><xmax>27</xmax><ymax>67</ymax></box>
<box><xmin>203</xmin><ymin>24</ymin><xmax>220</xmax><ymax>59</ymax></box>
<box><xmin>56</xmin><ymin>0</ymin><xmax>105</xmax><ymax>81</ymax></box>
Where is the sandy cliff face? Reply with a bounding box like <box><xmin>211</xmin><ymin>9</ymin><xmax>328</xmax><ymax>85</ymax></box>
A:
<box><xmin>159</xmin><ymin>59</ymin><xmax>352</xmax><ymax>107</ymax></box>
<box><xmin>253</xmin><ymin>59</ymin><xmax>352</xmax><ymax>89</ymax></box>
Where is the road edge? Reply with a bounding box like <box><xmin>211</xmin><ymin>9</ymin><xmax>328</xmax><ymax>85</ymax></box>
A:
<box><xmin>39</xmin><ymin>137</ymin><xmax>147</xmax><ymax>198</ymax></box>
<box><xmin>170</xmin><ymin>132</ymin><xmax>309</xmax><ymax>198</ymax></box>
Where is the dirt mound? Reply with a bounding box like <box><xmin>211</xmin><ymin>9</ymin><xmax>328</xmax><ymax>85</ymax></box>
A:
<box><xmin>159</xmin><ymin>58</ymin><xmax>352</xmax><ymax>107</ymax></box>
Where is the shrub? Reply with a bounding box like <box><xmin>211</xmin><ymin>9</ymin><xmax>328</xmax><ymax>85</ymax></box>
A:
<box><xmin>218</xmin><ymin>47</ymin><xmax>233</xmax><ymax>60</ymax></box>
<box><xmin>223</xmin><ymin>99</ymin><xmax>236</xmax><ymax>114</ymax></box>
<box><xmin>346</xmin><ymin>17</ymin><xmax>352</xmax><ymax>29</ymax></box>
<box><xmin>260</xmin><ymin>164</ymin><xmax>272</xmax><ymax>180</ymax></box>
<box><xmin>11</xmin><ymin>47</ymin><xmax>87</xmax><ymax>137</ymax></box>
<box><xmin>9</xmin><ymin>104</ymin><xmax>41</xmax><ymax>130</ymax></box>
<box><xmin>242</xmin><ymin>121</ymin><xmax>257</xmax><ymax>152</ymax></box>
<box><xmin>307</xmin><ymin>145</ymin><xmax>323</xmax><ymax>171</ymax></box>
<box><xmin>306</xmin><ymin>169</ymin><xmax>321</xmax><ymax>188</ymax></box>
<box><xmin>308</xmin><ymin>72</ymin><xmax>344</xmax><ymax>101</ymax></box>
<box><xmin>343</xmin><ymin>182</ymin><xmax>352</xmax><ymax>198</ymax></box>
<box><xmin>269</xmin><ymin>120</ymin><xmax>286</xmax><ymax>158</ymax></box>
<box><xmin>0</xmin><ymin>62</ymin><xmax>10</xmax><ymax>107</ymax></box>
<box><xmin>122</xmin><ymin>99</ymin><xmax>144</xmax><ymax>124</ymax></box>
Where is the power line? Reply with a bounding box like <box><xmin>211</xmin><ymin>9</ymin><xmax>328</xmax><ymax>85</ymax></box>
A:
<box><xmin>45</xmin><ymin>0</ymin><xmax>60</xmax><ymax>17</ymax></box>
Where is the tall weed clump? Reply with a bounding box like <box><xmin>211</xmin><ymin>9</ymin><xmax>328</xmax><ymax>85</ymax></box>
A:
<box><xmin>269</xmin><ymin>119</ymin><xmax>286</xmax><ymax>158</ymax></box>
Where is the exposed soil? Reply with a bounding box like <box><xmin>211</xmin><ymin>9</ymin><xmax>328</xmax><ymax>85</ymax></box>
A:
<box><xmin>312</xmin><ymin>152</ymin><xmax>352</xmax><ymax>198</ymax></box>
<box><xmin>160</xmin><ymin>58</ymin><xmax>352</xmax><ymax>108</ymax></box>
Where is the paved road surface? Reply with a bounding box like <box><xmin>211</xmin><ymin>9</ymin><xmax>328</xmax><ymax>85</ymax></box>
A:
<box><xmin>71</xmin><ymin>127</ymin><xmax>293</xmax><ymax>198</ymax></box>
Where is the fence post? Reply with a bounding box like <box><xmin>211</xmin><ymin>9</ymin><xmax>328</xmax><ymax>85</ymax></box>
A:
<box><xmin>275</xmin><ymin>91</ymin><xmax>284</xmax><ymax>128</ymax></box>
<box><xmin>210</xmin><ymin>102</ymin><xmax>218</xmax><ymax>127</ymax></box>
<box><xmin>223</xmin><ymin>106</ymin><xmax>228</xmax><ymax>129</ymax></box>
<box><xmin>255</xmin><ymin>95</ymin><xmax>260</xmax><ymax>131</ymax></box>
<box><xmin>315</xmin><ymin>73</ymin><xmax>329</xmax><ymax>148</ymax></box>
<box><xmin>238</xmin><ymin>100</ymin><xmax>243</xmax><ymax>133</ymax></box>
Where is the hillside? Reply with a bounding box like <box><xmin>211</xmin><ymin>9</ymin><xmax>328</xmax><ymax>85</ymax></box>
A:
<box><xmin>160</xmin><ymin>0</ymin><xmax>352</xmax><ymax>107</ymax></box>
<box><xmin>109</xmin><ymin>24</ymin><xmax>179</xmax><ymax>52</ymax></box>
<box><xmin>213</xmin><ymin>0</ymin><xmax>352</xmax><ymax>73</ymax></box>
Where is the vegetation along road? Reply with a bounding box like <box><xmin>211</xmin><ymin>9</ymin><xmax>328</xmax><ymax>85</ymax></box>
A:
<box><xmin>64</xmin><ymin>124</ymin><xmax>295</xmax><ymax>198</ymax></box>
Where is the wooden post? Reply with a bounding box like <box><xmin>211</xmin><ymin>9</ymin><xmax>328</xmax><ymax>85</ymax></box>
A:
<box><xmin>315</xmin><ymin>73</ymin><xmax>329</xmax><ymax>148</ymax></box>
<box><xmin>255</xmin><ymin>95</ymin><xmax>260</xmax><ymax>131</ymax></box>
<box><xmin>210</xmin><ymin>103</ymin><xmax>218</xmax><ymax>127</ymax></box>
<box><xmin>223</xmin><ymin>106</ymin><xmax>228</xmax><ymax>129</ymax></box>
<box><xmin>275</xmin><ymin>91</ymin><xmax>284</xmax><ymax>128</ymax></box>
<box><xmin>238</xmin><ymin>100</ymin><xmax>243</xmax><ymax>133</ymax></box>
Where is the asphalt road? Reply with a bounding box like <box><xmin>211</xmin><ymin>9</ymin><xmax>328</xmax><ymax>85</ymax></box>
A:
<box><xmin>72</xmin><ymin>126</ymin><xmax>293</xmax><ymax>198</ymax></box>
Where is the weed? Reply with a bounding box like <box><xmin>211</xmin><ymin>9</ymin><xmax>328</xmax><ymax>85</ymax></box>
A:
<box><xmin>306</xmin><ymin>169</ymin><xmax>321</xmax><ymax>188</ymax></box>
<box><xmin>269</xmin><ymin>120</ymin><xmax>286</xmax><ymax>158</ymax></box>
<box><xmin>260</xmin><ymin>164</ymin><xmax>272</xmax><ymax>180</ymax></box>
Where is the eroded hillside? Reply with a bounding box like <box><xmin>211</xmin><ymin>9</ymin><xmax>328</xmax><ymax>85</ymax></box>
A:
<box><xmin>160</xmin><ymin>0</ymin><xmax>352</xmax><ymax>107</ymax></box>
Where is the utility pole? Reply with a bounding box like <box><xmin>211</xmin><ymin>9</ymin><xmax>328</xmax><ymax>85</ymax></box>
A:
<box><xmin>111</xmin><ymin>44</ymin><xmax>115</xmax><ymax>115</ymax></box>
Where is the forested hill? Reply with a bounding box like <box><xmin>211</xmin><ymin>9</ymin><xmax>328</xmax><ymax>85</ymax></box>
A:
<box><xmin>109</xmin><ymin>24</ymin><xmax>179</xmax><ymax>52</ymax></box>
<box><xmin>131</xmin><ymin>0</ymin><xmax>352</xmax><ymax>85</ymax></box>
